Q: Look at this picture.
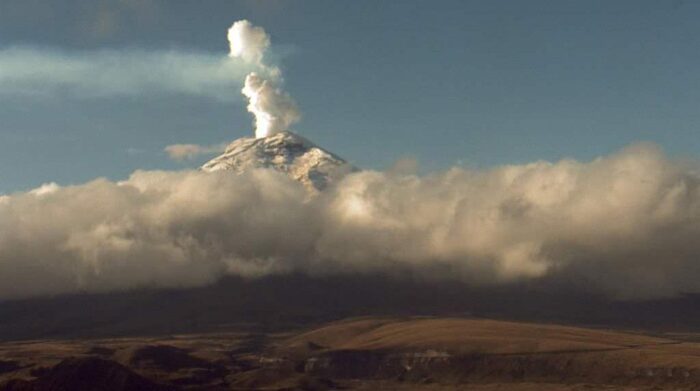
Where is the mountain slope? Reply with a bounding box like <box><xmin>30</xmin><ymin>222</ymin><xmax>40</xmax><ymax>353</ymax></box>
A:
<box><xmin>4</xmin><ymin>317</ymin><xmax>700</xmax><ymax>390</ymax></box>
<box><xmin>201</xmin><ymin>131</ymin><xmax>355</xmax><ymax>191</ymax></box>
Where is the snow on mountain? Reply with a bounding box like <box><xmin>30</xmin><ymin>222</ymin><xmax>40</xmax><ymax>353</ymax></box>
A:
<box><xmin>201</xmin><ymin>131</ymin><xmax>355</xmax><ymax>191</ymax></box>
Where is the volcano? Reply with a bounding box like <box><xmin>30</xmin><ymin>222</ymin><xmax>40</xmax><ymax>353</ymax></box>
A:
<box><xmin>201</xmin><ymin>131</ymin><xmax>355</xmax><ymax>191</ymax></box>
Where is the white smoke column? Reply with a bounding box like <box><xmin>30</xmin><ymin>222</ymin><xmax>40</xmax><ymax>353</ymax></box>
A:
<box><xmin>227</xmin><ymin>20</ymin><xmax>271</xmax><ymax>67</ymax></box>
<box><xmin>241</xmin><ymin>73</ymin><xmax>300</xmax><ymax>138</ymax></box>
<box><xmin>227</xmin><ymin>20</ymin><xmax>300</xmax><ymax>138</ymax></box>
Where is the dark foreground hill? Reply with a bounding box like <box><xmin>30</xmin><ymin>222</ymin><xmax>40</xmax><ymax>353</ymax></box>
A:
<box><xmin>2</xmin><ymin>274</ymin><xmax>700</xmax><ymax>342</ymax></box>
<box><xmin>0</xmin><ymin>357</ymin><xmax>173</xmax><ymax>391</ymax></box>
<box><xmin>3</xmin><ymin>317</ymin><xmax>700</xmax><ymax>390</ymax></box>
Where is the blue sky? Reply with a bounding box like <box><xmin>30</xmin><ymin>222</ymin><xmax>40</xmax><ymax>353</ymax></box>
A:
<box><xmin>1</xmin><ymin>0</ymin><xmax>699</xmax><ymax>193</ymax></box>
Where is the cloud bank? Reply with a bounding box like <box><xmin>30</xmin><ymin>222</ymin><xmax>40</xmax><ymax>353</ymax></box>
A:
<box><xmin>2</xmin><ymin>143</ymin><xmax>700</xmax><ymax>301</ymax></box>
<box><xmin>0</xmin><ymin>46</ymin><xmax>254</xmax><ymax>102</ymax></box>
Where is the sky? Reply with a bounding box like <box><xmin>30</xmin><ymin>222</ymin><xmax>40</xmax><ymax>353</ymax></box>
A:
<box><xmin>1</xmin><ymin>0</ymin><xmax>700</xmax><ymax>193</ymax></box>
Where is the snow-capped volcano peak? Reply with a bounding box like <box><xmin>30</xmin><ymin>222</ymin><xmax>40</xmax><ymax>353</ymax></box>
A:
<box><xmin>201</xmin><ymin>131</ymin><xmax>355</xmax><ymax>191</ymax></box>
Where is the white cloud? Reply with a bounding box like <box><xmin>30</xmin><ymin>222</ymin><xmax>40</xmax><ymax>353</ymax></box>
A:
<box><xmin>29</xmin><ymin>182</ymin><xmax>60</xmax><ymax>196</ymax></box>
<box><xmin>2</xmin><ymin>144</ymin><xmax>700</xmax><ymax>300</ymax></box>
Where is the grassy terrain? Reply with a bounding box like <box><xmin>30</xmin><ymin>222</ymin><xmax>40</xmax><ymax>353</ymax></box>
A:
<box><xmin>4</xmin><ymin>317</ymin><xmax>700</xmax><ymax>389</ymax></box>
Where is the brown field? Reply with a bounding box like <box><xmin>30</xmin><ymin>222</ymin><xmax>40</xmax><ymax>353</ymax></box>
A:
<box><xmin>3</xmin><ymin>316</ymin><xmax>700</xmax><ymax>390</ymax></box>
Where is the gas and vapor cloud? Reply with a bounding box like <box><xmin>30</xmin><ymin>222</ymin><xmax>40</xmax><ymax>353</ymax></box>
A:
<box><xmin>3</xmin><ymin>143</ymin><xmax>700</xmax><ymax>301</ymax></box>
<box><xmin>0</xmin><ymin>47</ymin><xmax>253</xmax><ymax>102</ymax></box>
<box><xmin>0</xmin><ymin>20</ymin><xmax>300</xmax><ymax>137</ymax></box>
<box><xmin>228</xmin><ymin>20</ymin><xmax>300</xmax><ymax>138</ymax></box>
<box><xmin>165</xmin><ymin>143</ymin><xmax>227</xmax><ymax>161</ymax></box>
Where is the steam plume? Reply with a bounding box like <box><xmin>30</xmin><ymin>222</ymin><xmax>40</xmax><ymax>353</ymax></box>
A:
<box><xmin>0</xmin><ymin>47</ymin><xmax>250</xmax><ymax>102</ymax></box>
<box><xmin>241</xmin><ymin>73</ymin><xmax>301</xmax><ymax>138</ymax></box>
<box><xmin>227</xmin><ymin>20</ymin><xmax>300</xmax><ymax>138</ymax></box>
<box><xmin>165</xmin><ymin>143</ymin><xmax>227</xmax><ymax>161</ymax></box>
<box><xmin>227</xmin><ymin>20</ymin><xmax>271</xmax><ymax>68</ymax></box>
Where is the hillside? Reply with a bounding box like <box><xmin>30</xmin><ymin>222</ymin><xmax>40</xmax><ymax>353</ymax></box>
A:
<box><xmin>4</xmin><ymin>317</ymin><xmax>700</xmax><ymax>390</ymax></box>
